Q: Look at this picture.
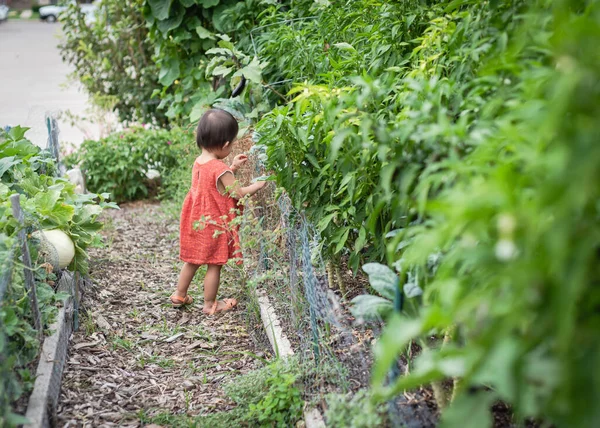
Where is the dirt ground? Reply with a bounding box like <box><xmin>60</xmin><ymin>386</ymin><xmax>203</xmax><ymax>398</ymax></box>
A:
<box><xmin>56</xmin><ymin>202</ymin><xmax>264</xmax><ymax>427</ymax></box>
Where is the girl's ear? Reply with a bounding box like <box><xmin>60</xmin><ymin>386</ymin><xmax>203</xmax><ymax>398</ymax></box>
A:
<box><xmin>223</xmin><ymin>141</ymin><xmax>231</xmax><ymax>149</ymax></box>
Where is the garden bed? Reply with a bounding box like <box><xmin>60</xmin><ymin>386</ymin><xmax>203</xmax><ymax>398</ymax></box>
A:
<box><xmin>24</xmin><ymin>272</ymin><xmax>78</xmax><ymax>428</ymax></box>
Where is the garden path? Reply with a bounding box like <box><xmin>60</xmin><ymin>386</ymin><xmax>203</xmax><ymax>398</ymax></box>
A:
<box><xmin>57</xmin><ymin>201</ymin><xmax>262</xmax><ymax>427</ymax></box>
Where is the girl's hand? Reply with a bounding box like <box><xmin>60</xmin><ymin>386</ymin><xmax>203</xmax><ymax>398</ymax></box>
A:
<box><xmin>231</xmin><ymin>154</ymin><xmax>248</xmax><ymax>172</ymax></box>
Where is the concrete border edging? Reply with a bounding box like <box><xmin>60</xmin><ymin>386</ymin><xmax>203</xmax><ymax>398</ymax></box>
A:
<box><xmin>24</xmin><ymin>272</ymin><xmax>76</xmax><ymax>428</ymax></box>
<box><xmin>255</xmin><ymin>288</ymin><xmax>294</xmax><ymax>358</ymax></box>
<box><xmin>254</xmin><ymin>288</ymin><xmax>326</xmax><ymax>428</ymax></box>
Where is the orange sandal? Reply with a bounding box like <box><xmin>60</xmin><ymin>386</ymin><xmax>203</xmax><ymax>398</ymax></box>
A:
<box><xmin>205</xmin><ymin>298</ymin><xmax>238</xmax><ymax>315</ymax></box>
<box><xmin>170</xmin><ymin>294</ymin><xmax>194</xmax><ymax>308</ymax></box>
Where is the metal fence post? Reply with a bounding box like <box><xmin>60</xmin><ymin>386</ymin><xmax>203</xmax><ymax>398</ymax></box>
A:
<box><xmin>10</xmin><ymin>194</ymin><xmax>43</xmax><ymax>342</ymax></box>
<box><xmin>73</xmin><ymin>271</ymin><xmax>80</xmax><ymax>331</ymax></box>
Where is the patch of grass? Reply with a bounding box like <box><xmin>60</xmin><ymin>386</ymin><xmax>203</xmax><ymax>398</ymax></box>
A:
<box><xmin>82</xmin><ymin>311</ymin><xmax>97</xmax><ymax>335</ymax></box>
<box><xmin>151</xmin><ymin>315</ymin><xmax>181</xmax><ymax>336</ymax></box>
<box><xmin>8</xmin><ymin>11</ymin><xmax>40</xmax><ymax>20</ymax></box>
<box><xmin>111</xmin><ymin>336</ymin><xmax>135</xmax><ymax>352</ymax></box>
<box><xmin>137</xmin><ymin>353</ymin><xmax>175</xmax><ymax>369</ymax></box>
<box><xmin>137</xmin><ymin>407</ymin><xmax>246</xmax><ymax>428</ymax></box>
<box><xmin>185</xmin><ymin>324</ymin><xmax>211</xmax><ymax>341</ymax></box>
<box><xmin>128</xmin><ymin>308</ymin><xmax>140</xmax><ymax>320</ymax></box>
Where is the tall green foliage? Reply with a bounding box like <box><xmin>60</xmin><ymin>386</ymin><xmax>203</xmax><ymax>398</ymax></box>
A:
<box><xmin>256</xmin><ymin>0</ymin><xmax>600</xmax><ymax>425</ymax></box>
<box><xmin>143</xmin><ymin>0</ymin><xmax>283</xmax><ymax>123</ymax></box>
<box><xmin>259</xmin><ymin>0</ymin><xmax>526</xmax><ymax>268</ymax></box>
<box><xmin>60</xmin><ymin>0</ymin><xmax>166</xmax><ymax>125</ymax></box>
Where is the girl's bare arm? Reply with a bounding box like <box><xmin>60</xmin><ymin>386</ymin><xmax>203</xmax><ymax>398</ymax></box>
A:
<box><xmin>218</xmin><ymin>171</ymin><xmax>266</xmax><ymax>198</ymax></box>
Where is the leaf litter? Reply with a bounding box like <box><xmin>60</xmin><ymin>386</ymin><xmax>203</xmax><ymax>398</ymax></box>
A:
<box><xmin>57</xmin><ymin>202</ymin><xmax>262</xmax><ymax>427</ymax></box>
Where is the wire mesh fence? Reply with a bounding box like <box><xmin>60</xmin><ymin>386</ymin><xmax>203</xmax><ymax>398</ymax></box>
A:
<box><xmin>231</xmin><ymin>133</ymin><xmax>377</xmax><ymax>414</ymax></box>
<box><xmin>225</xmin><ymin>130</ymin><xmax>439</xmax><ymax>426</ymax></box>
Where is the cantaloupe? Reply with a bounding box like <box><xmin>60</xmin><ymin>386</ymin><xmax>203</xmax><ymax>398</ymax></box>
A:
<box><xmin>32</xmin><ymin>229</ymin><xmax>75</xmax><ymax>269</ymax></box>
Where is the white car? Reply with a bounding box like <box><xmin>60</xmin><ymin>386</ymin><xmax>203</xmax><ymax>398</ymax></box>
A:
<box><xmin>0</xmin><ymin>5</ymin><xmax>9</xmax><ymax>22</ymax></box>
<box><xmin>40</xmin><ymin>1</ymin><xmax>96</xmax><ymax>23</ymax></box>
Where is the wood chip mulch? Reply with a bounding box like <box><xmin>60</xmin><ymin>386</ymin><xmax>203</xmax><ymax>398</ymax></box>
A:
<box><xmin>57</xmin><ymin>201</ymin><xmax>263</xmax><ymax>427</ymax></box>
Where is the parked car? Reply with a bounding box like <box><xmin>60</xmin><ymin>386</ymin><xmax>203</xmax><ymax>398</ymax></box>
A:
<box><xmin>40</xmin><ymin>0</ymin><xmax>96</xmax><ymax>23</ymax></box>
<box><xmin>0</xmin><ymin>5</ymin><xmax>9</xmax><ymax>22</ymax></box>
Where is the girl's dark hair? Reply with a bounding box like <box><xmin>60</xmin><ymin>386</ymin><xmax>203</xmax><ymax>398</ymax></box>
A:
<box><xmin>196</xmin><ymin>109</ymin><xmax>239</xmax><ymax>150</ymax></box>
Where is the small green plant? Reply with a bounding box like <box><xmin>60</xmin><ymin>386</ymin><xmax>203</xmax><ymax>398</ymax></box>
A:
<box><xmin>217</xmin><ymin>358</ymin><xmax>304</xmax><ymax>426</ymax></box>
<box><xmin>82</xmin><ymin>311</ymin><xmax>97</xmax><ymax>336</ymax></box>
<box><xmin>111</xmin><ymin>336</ymin><xmax>135</xmax><ymax>352</ymax></box>
<box><xmin>246</xmin><ymin>365</ymin><xmax>303</xmax><ymax>427</ymax></box>
<box><xmin>325</xmin><ymin>389</ymin><xmax>385</xmax><ymax>428</ymax></box>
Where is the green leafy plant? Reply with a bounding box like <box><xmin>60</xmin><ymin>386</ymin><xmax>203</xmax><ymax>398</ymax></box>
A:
<box><xmin>325</xmin><ymin>389</ymin><xmax>385</xmax><ymax>428</ymax></box>
<box><xmin>66</xmin><ymin>126</ymin><xmax>194</xmax><ymax>203</ymax></box>
<box><xmin>60</xmin><ymin>0</ymin><xmax>166</xmax><ymax>125</ymax></box>
<box><xmin>251</xmin><ymin>0</ymin><xmax>600</xmax><ymax>426</ymax></box>
<box><xmin>0</xmin><ymin>126</ymin><xmax>114</xmax><ymax>424</ymax></box>
<box><xmin>142</xmin><ymin>0</ymin><xmax>273</xmax><ymax>122</ymax></box>
<box><xmin>246</xmin><ymin>363</ymin><xmax>303</xmax><ymax>427</ymax></box>
<box><xmin>223</xmin><ymin>358</ymin><xmax>304</xmax><ymax>427</ymax></box>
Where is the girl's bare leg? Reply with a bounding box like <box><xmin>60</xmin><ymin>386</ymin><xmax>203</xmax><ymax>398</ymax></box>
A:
<box><xmin>202</xmin><ymin>264</ymin><xmax>223</xmax><ymax>313</ymax></box>
<box><xmin>174</xmin><ymin>262</ymin><xmax>201</xmax><ymax>298</ymax></box>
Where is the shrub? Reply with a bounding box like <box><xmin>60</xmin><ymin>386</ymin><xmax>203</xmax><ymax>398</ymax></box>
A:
<box><xmin>67</xmin><ymin>127</ymin><xmax>195</xmax><ymax>203</ymax></box>
<box><xmin>59</xmin><ymin>0</ymin><xmax>166</xmax><ymax>125</ymax></box>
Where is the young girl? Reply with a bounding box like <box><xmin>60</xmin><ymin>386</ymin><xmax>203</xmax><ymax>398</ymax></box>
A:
<box><xmin>170</xmin><ymin>109</ymin><xmax>266</xmax><ymax>314</ymax></box>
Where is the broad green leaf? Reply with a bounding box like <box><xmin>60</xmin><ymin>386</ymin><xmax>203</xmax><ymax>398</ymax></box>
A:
<box><xmin>334</xmin><ymin>228</ymin><xmax>350</xmax><ymax>254</ymax></box>
<box><xmin>147</xmin><ymin>0</ymin><xmax>172</xmax><ymax>20</ymax></box>
<box><xmin>157</xmin><ymin>4</ymin><xmax>185</xmax><ymax>33</ymax></box>
<box><xmin>74</xmin><ymin>204</ymin><xmax>103</xmax><ymax>224</ymax></box>
<box><xmin>473</xmin><ymin>337</ymin><xmax>520</xmax><ymax>402</ymax></box>
<box><xmin>355</xmin><ymin>227</ymin><xmax>367</xmax><ymax>252</ymax></box>
<box><xmin>317</xmin><ymin>213</ymin><xmax>336</xmax><ymax>232</ymax></box>
<box><xmin>5</xmin><ymin>412</ymin><xmax>30</xmax><ymax>425</ymax></box>
<box><xmin>159</xmin><ymin>58</ymin><xmax>180</xmax><ymax>86</ymax></box>
<box><xmin>196</xmin><ymin>25</ymin><xmax>215</xmax><ymax>39</ymax></box>
<box><xmin>333</xmin><ymin>42</ymin><xmax>356</xmax><ymax>51</ymax></box>
<box><xmin>363</xmin><ymin>263</ymin><xmax>397</xmax><ymax>300</ymax></box>
<box><xmin>372</xmin><ymin>314</ymin><xmax>422</xmax><ymax>385</ymax></box>
<box><xmin>251</xmin><ymin>175</ymin><xmax>275</xmax><ymax>183</ymax></box>
<box><xmin>235</xmin><ymin>58</ymin><xmax>263</xmax><ymax>84</ymax></box>
<box><xmin>198</xmin><ymin>0</ymin><xmax>220</xmax><ymax>6</ymax></box>
<box><xmin>7</xmin><ymin>125</ymin><xmax>29</xmax><ymax>142</ymax></box>
<box><xmin>350</xmin><ymin>295</ymin><xmax>393</xmax><ymax>320</ymax></box>
<box><xmin>212</xmin><ymin>65</ymin><xmax>233</xmax><ymax>77</ymax></box>
<box><xmin>217</xmin><ymin>37</ymin><xmax>235</xmax><ymax>51</ymax></box>
<box><xmin>0</xmin><ymin>156</ymin><xmax>20</xmax><ymax>179</ymax></box>
<box><xmin>47</xmin><ymin>203</ymin><xmax>75</xmax><ymax>225</ymax></box>
<box><xmin>404</xmin><ymin>281</ymin><xmax>423</xmax><ymax>298</ymax></box>
<box><xmin>33</xmin><ymin>189</ymin><xmax>61</xmax><ymax>212</ymax></box>
<box><xmin>440</xmin><ymin>391</ymin><xmax>496</xmax><ymax>428</ymax></box>
<box><xmin>205</xmin><ymin>47</ymin><xmax>232</xmax><ymax>56</ymax></box>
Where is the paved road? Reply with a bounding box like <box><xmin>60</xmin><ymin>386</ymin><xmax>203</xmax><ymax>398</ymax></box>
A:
<box><xmin>0</xmin><ymin>20</ymin><xmax>99</xmax><ymax>148</ymax></box>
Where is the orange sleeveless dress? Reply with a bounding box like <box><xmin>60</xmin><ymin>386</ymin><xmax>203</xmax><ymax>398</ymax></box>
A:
<box><xmin>179</xmin><ymin>158</ymin><xmax>242</xmax><ymax>265</ymax></box>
